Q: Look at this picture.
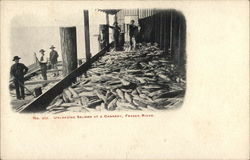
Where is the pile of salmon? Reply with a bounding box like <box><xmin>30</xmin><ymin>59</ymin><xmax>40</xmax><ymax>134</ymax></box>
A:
<box><xmin>45</xmin><ymin>43</ymin><xmax>186</xmax><ymax>113</ymax></box>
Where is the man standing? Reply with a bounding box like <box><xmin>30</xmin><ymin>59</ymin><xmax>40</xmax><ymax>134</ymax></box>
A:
<box><xmin>35</xmin><ymin>49</ymin><xmax>48</xmax><ymax>80</ymax></box>
<box><xmin>98</xmin><ymin>26</ymin><xmax>109</xmax><ymax>50</ymax></box>
<box><xmin>10</xmin><ymin>56</ymin><xmax>28</xmax><ymax>100</ymax></box>
<box><xmin>49</xmin><ymin>45</ymin><xmax>59</xmax><ymax>76</ymax></box>
<box><xmin>129</xmin><ymin>20</ymin><xmax>138</xmax><ymax>50</ymax></box>
<box><xmin>108</xmin><ymin>22</ymin><xmax>121</xmax><ymax>51</ymax></box>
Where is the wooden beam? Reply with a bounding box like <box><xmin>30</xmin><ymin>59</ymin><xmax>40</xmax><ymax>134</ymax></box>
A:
<box><xmin>19</xmin><ymin>44</ymin><xmax>111</xmax><ymax>113</ymax></box>
<box><xmin>9</xmin><ymin>67</ymin><xmax>40</xmax><ymax>83</ymax></box>
<box><xmin>60</xmin><ymin>27</ymin><xmax>78</xmax><ymax>80</ymax></box>
<box><xmin>24</xmin><ymin>79</ymin><xmax>61</xmax><ymax>85</ymax></box>
<box><xmin>83</xmin><ymin>10</ymin><xmax>91</xmax><ymax>61</ymax></box>
<box><xmin>37</xmin><ymin>69</ymin><xmax>61</xmax><ymax>74</ymax></box>
<box><xmin>47</xmin><ymin>69</ymin><xmax>61</xmax><ymax>73</ymax></box>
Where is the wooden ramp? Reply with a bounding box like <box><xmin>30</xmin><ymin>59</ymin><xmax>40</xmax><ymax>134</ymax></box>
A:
<box><xmin>25</xmin><ymin>79</ymin><xmax>62</xmax><ymax>85</ymax></box>
<box><xmin>19</xmin><ymin>45</ymin><xmax>110</xmax><ymax>113</ymax></box>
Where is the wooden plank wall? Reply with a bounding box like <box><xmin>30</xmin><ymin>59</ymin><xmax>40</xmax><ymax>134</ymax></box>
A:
<box><xmin>116</xmin><ymin>9</ymin><xmax>159</xmax><ymax>24</ymax></box>
<box><xmin>148</xmin><ymin>10</ymin><xmax>186</xmax><ymax>70</ymax></box>
<box><xmin>117</xmin><ymin>9</ymin><xmax>186</xmax><ymax>70</ymax></box>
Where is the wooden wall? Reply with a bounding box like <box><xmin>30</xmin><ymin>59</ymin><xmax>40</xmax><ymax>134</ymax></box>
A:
<box><xmin>116</xmin><ymin>9</ymin><xmax>186</xmax><ymax>70</ymax></box>
<box><xmin>139</xmin><ymin>10</ymin><xmax>186</xmax><ymax>69</ymax></box>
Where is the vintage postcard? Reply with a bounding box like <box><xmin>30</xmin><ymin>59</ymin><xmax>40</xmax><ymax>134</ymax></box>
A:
<box><xmin>1</xmin><ymin>1</ymin><xmax>249</xmax><ymax>159</ymax></box>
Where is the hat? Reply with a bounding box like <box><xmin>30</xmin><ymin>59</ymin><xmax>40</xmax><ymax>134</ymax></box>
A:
<box><xmin>13</xmin><ymin>56</ymin><xmax>21</xmax><ymax>61</ymax></box>
<box><xmin>39</xmin><ymin>49</ymin><xmax>45</xmax><ymax>53</ymax></box>
<box><xmin>50</xmin><ymin>45</ymin><xmax>55</xmax><ymax>49</ymax></box>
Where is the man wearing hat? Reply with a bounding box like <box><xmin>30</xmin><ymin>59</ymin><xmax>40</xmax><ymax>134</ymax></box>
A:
<box><xmin>49</xmin><ymin>45</ymin><xmax>59</xmax><ymax>76</ymax></box>
<box><xmin>108</xmin><ymin>22</ymin><xmax>121</xmax><ymax>51</ymax></box>
<box><xmin>129</xmin><ymin>20</ymin><xmax>138</xmax><ymax>50</ymax></box>
<box><xmin>10</xmin><ymin>56</ymin><xmax>29</xmax><ymax>100</ymax></box>
<box><xmin>35</xmin><ymin>49</ymin><xmax>48</xmax><ymax>80</ymax></box>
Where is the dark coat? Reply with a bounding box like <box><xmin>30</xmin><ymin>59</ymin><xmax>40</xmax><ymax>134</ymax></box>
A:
<box><xmin>129</xmin><ymin>24</ymin><xmax>138</xmax><ymax>37</ymax></box>
<box><xmin>109</xmin><ymin>25</ymin><xmax>121</xmax><ymax>38</ymax></box>
<box><xmin>50</xmin><ymin>50</ymin><xmax>59</xmax><ymax>64</ymax></box>
<box><xmin>10</xmin><ymin>63</ymin><xmax>28</xmax><ymax>80</ymax></box>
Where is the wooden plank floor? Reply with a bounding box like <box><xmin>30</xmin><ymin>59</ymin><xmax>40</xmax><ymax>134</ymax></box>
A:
<box><xmin>10</xmin><ymin>66</ymin><xmax>64</xmax><ymax>111</ymax></box>
<box><xmin>11</xmin><ymin>96</ymin><xmax>34</xmax><ymax>111</ymax></box>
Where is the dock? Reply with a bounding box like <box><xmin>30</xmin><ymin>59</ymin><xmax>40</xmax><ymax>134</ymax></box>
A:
<box><xmin>10</xmin><ymin>9</ymin><xmax>186</xmax><ymax>113</ymax></box>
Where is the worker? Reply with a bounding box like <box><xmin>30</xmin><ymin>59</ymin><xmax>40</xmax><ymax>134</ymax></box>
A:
<box><xmin>129</xmin><ymin>20</ymin><xmax>138</xmax><ymax>51</ymax></box>
<box><xmin>49</xmin><ymin>45</ymin><xmax>59</xmax><ymax>76</ymax></box>
<box><xmin>136</xmin><ymin>24</ymin><xmax>141</xmax><ymax>44</ymax></box>
<box><xmin>108</xmin><ymin>22</ymin><xmax>121</xmax><ymax>51</ymax></box>
<box><xmin>35</xmin><ymin>49</ymin><xmax>48</xmax><ymax>80</ymax></box>
<box><xmin>10</xmin><ymin>56</ymin><xmax>28</xmax><ymax>100</ymax></box>
<box><xmin>98</xmin><ymin>27</ymin><xmax>108</xmax><ymax>50</ymax></box>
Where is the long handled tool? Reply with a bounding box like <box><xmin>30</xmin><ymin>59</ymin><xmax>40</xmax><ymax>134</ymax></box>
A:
<box><xmin>16</xmin><ymin>80</ymin><xmax>36</xmax><ymax>97</ymax></box>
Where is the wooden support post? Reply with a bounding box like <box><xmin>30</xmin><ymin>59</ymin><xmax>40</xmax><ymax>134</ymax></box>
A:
<box><xmin>106</xmin><ymin>13</ymin><xmax>109</xmax><ymax>49</ymax></box>
<box><xmin>59</xmin><ymin>27</ymin><xmax>78</xmax><ymax>82</ymax></box>
<box><xmin>84</xmin><ymin>10</ymin><xmax>91</xmax><ymax>61</ymax></box>
<box><xmin>114</xmin><ymin>13</ymin><xmax>118</xmax><ymax>22</ymax></box>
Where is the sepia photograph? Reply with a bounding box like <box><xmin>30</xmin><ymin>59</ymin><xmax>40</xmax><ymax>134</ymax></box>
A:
<box><xmin>9</xmin><ymin>8</ymin><xmax>186</xmax><ymax>113</ymax></box>
<box><xmin>1</xmin><ymin>1</ymin><xmax>249</xmax><ymax>159</ymax></box>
